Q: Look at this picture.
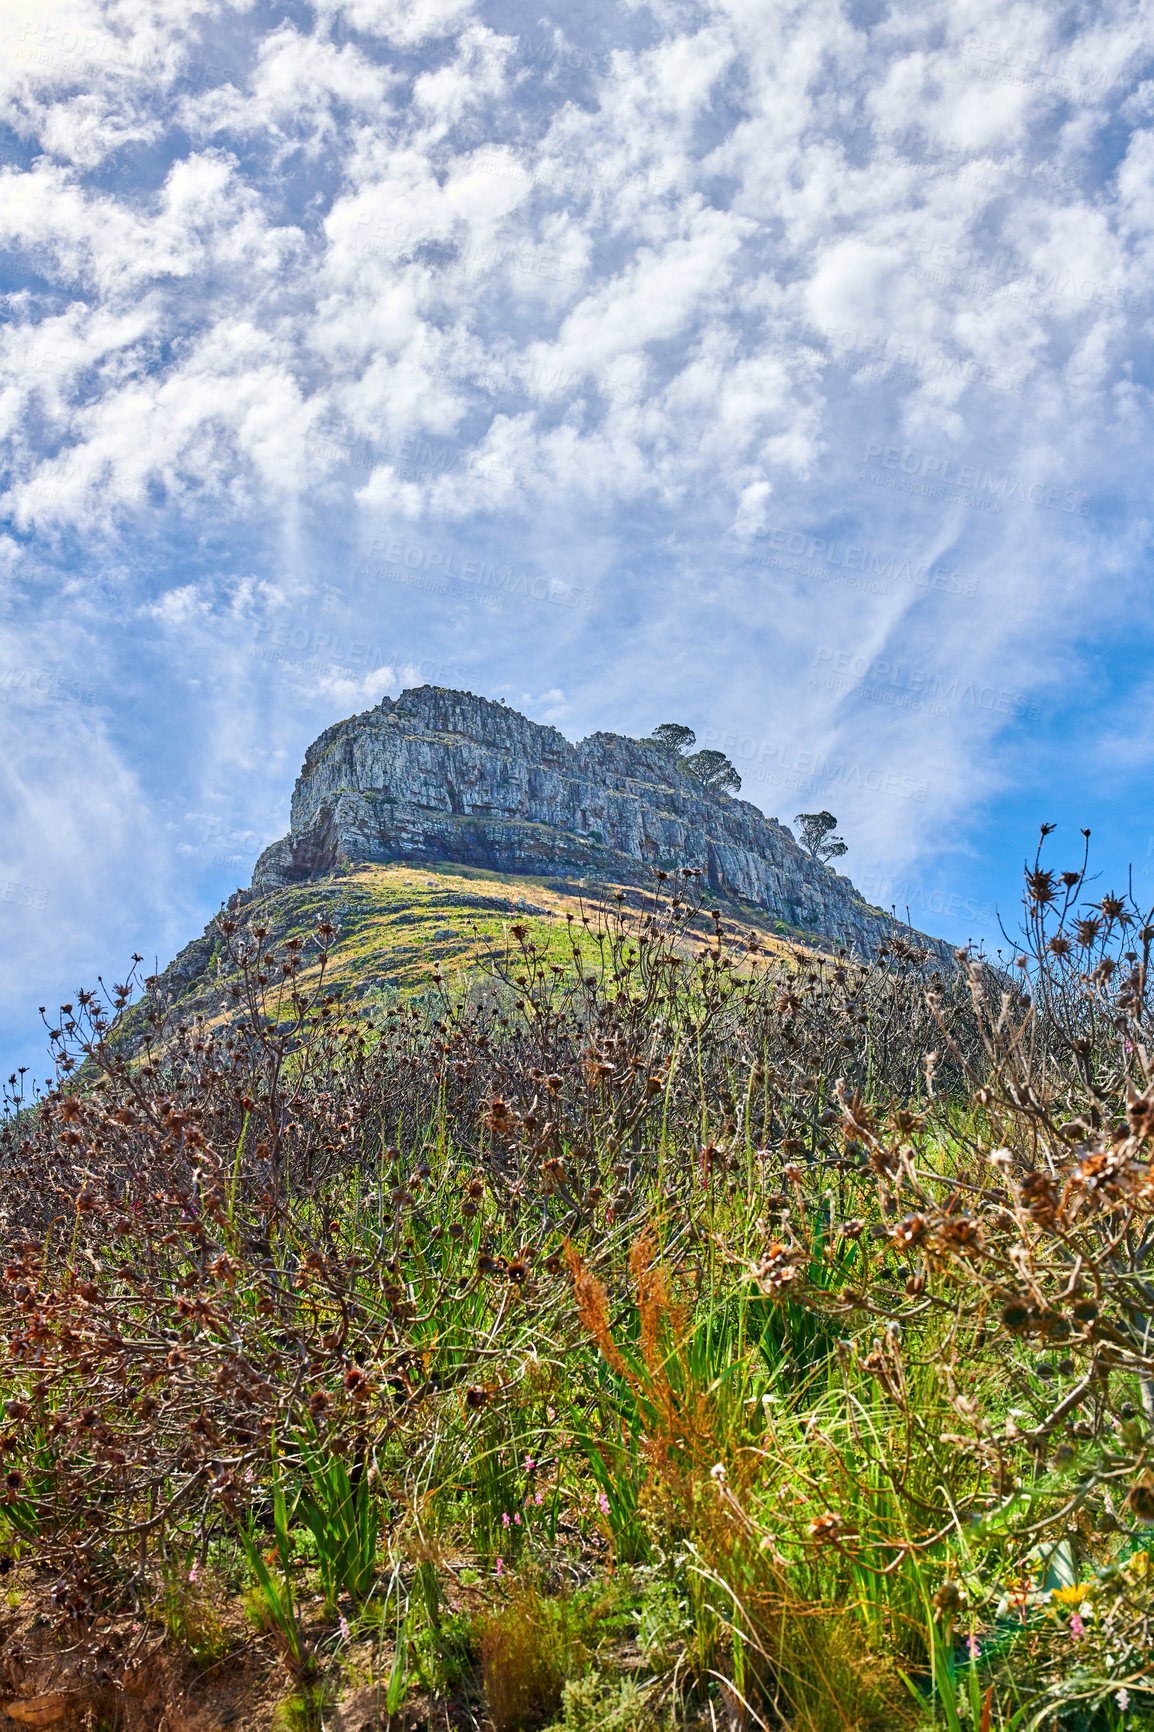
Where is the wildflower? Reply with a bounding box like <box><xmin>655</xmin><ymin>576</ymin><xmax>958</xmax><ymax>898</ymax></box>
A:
<box><xmin>1117</xmin><ymin>1689</ymin><xmax>1130</xmax><ymax>1711</ymax></box>
<box><xmin>495</xmin><ymin>1557</ymin><xmax>503</xmax><ymax>1577</ymax></box>
<box><xmin>513</xmin><ymin>1512</ymin><xmax>521</xmax><ymax>1525</ymax></box>
<box><xmin>524</xmin><ymin>1456</ymin><xmax>534</xmax><ymax>1471</ymax></box>
<box><xmin>340</xmin><ymin>1615</ymin><xmax>351</xmax><ymax>1641</ymax></box>
<box><xmin>534</xmin><ymin>1491</ymin><xmax>543</xmax><ymax>1505</ymax></box>
<box><xmin>597</xmin><ymin>1491</ymin><xmax>610</xmax><ymax>1515</ymax></box>
<box><xmin>710</xmin><ymin>1462</ymin><xmax>727</xmax><ymax>1482</ymax></box>
<box><xmin>1070</xmin><ymin>1613</ymin><xmax>1085</xmax><ymax>1639</ymax></box>
<box><xmin>967</xmin><ymin>1635</ymin><xmax>979</xmax><ymax>1660</ymax></box>
<box><xmin>188</xmin><ymin>1564</ymin><xmax>198</xmax><ymax>1584</ymax></box>
<box><xmin>502</xmin><ymin>1511</ymin><xmax>510</xmax><ymax>1529</ymax></box>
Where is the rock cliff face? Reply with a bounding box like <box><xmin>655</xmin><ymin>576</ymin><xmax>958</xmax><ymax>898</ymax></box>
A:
<box><xmin>252</xmin><ymin>687</ymin><xmax>947</xmax><ymax>960</ymax></box>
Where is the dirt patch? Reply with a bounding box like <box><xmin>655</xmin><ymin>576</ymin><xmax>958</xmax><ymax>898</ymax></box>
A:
<box><xmin>0</xmin><ymin>1592</ymin><xmax>280</xmax><ymax>1731</ymax></box>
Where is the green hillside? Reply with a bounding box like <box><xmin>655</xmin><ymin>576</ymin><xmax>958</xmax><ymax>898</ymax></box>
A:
<box><xmin>135</xmin><ymin>859</ymin><xmax>838</xmax><ymax>1039</ymax></box>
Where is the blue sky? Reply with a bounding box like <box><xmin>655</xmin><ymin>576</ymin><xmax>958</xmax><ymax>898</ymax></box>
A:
<box><xmin>2</xmin><ymin>0</ymin><xmax>1153</xmax><ymax>1088</ymax></box>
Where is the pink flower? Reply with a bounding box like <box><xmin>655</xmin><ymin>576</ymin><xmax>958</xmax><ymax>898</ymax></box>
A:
<box><xmin>1070</xmin><ymin>1613</ymin><xmax>1085</xmax><ymax>1639</ymax></box>
<box><xmin>340</xmin><ymin>1615</ymin><xmax>351</xmax><ymax>1641</ymax></box>
<box><xmin>514</xmin><ymin>1512</ymin><xmax>521</xmax><ymax>1525</ymax></box>
<box><xmin>597</xmin><ymin>1491</ymin><xmax>610</xmax><ymax>1515</ymax></box>
<box><xmin>502</xmin><ymin>1511</ymin><xmax>510</xmax><ymax>1529</ymax></box>
<box><xmin>524</xmin><ymin>1456</ymin><xmax>534</xmax><ymax>1471</ymax></box>
<box><xmin>534</xmin><ymin>1491</ymin><xmax>543</xmax><ymax>1506</ymax></box>
<box><xmin>495</xmin><ymin>1556</ymin><xmax>503</xmax><ymax>1577</ymax></box>
<box><xmin>967</xmin><ymin>1636</ymin><xmax>979</xmax><ymax>1660</ymax></box>
<box><xmin>188</xmin><ymin>1565</ymin><xmax>199</xmax><ymax>1584</ymax></box>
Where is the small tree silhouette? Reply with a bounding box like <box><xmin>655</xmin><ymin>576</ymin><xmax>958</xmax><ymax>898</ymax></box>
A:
<box><xmin>684</xmin><ymin>749</ymin><xmax>741</xmax><ymax>795</ymax></box>
<box><xmin>795</xmin><ymin>811</ymin><xmax>847</xmax><ymax>864</ymax></box>
<box><xmin>651</xmin><ymin>723</ymin><xmax>697</xmax><ymax>752</ymax></box>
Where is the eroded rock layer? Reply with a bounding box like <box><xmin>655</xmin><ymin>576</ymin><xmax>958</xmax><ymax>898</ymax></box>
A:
<box><xmin>251</xmin><ymin>687</ymin><xmax>945</xmax><ymax>959</ymax></box>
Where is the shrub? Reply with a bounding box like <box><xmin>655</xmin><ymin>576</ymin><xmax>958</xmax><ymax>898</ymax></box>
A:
<box><xmin>480</xmin><ymin>1586</ymin><xmax>575</xmax><ymax>1732</ymax></box>
<box><xmin>545</xmin><ymin>1672</ymin><xmax>649</xmax><ymax>1732</ymax></box>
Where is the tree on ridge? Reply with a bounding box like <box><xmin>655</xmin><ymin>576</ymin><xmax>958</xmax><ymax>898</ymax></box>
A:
<box><xmin>651</xmin><ymin>722</ymin><xmax>697</xmax><ymax>752</ymax></box>
<box><xmin>795</xmin><ymin>810</ymin><xmax>847</xmax><ymax>864</ymax></box>
<box><xmin>684</xmin><ymin>749</ymin><xmax>741</xmax><ymax>795</ymax></box>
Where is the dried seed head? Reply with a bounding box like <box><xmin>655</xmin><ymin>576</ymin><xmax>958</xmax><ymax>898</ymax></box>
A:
<box><xmin>807</xmin><ymin>1512</ymin><xmax>845</xmax><ymax>1546</ymax></box>
<box><xmin>1126</xmin><ymin>1476</ymin><xmax>1154</xmax><ymax>1525</ymax></box>
<box><xmin>932</xmin><ymin>1581</ymin><xmax>963</xmax><ymax>1619</ymax></box>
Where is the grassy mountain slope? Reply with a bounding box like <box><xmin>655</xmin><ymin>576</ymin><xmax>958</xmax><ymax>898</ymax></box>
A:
<box><xmin>132</xmin><ymin>860</ymin><xmax>879</xmax><ymax>1042</ymax></box>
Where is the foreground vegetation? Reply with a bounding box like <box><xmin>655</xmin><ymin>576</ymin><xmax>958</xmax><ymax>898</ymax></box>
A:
<box><xmin>1</xmin><ymin>836</ymin><xmax>1152</xmax><ymax>1730</ymax></box>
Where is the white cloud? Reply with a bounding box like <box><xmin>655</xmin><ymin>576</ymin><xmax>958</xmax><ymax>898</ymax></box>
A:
<box><xmin>319</xmin><ymin>0</ymin><xmax>475</xmax><ymax>46</ymax></box>
<box><xmin>3</xmin><ymin>0</ymin><xmax>1154</xmax><ymax>1073</ymax></box>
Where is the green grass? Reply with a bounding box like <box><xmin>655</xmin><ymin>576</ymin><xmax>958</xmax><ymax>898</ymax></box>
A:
<box><xmin>4</xmin><ymin>851</ymin><xmax>1154</xmax><ymax>1732</ymax></box>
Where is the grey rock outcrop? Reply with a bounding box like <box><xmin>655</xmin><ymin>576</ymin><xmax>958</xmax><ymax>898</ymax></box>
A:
<box><xmin>251</xmin><ymin>687</ymin><xmax>948</xmax><ymax>961</ymax></box>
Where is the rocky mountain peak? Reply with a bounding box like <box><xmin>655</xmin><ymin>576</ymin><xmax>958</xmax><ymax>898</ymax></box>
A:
<box><xmin>250</xmin><ymin>686</ymin><xmax>947</xmax><ymax>959</ymax></box>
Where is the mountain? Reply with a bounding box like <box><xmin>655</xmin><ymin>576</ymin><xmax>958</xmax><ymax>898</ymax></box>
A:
<box><xmin>128</xmin><ymin>687</ymin><xmax>951</xmax><ymax>1039</ymax></box>
<box><xmin>251</xmin><ymin>685</ymin><xmax>937</xmax><ymax>956</ymax></box>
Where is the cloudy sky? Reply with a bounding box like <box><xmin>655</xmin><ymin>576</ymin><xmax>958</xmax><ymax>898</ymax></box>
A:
<box><xmin>2</xmin><ymin>0</ymin><xmax>1152</xmax><ymax>1085</ymax></box>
